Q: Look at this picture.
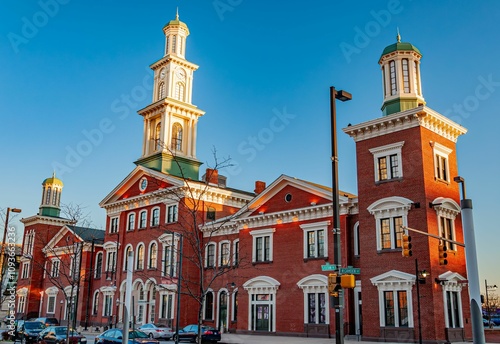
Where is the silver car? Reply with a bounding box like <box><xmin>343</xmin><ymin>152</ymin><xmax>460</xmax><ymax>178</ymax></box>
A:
<box><xmin>137</xmin><ymin>323</ymin><xmax>174</xmax><ymax>340</ymax></box>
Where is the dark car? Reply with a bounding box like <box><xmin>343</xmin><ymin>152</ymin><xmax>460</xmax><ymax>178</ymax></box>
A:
<box><xmin>17</xmin><ymin>321</ymin><xmax>45</xmax><ymax>344</ymax></box>
<box><xmin>38</xmin><ymin>326</ymin><xmax>87</xmax><ymax>344</ymax></box>
<box><xmin>95</xmin><ymin>329</ymin><xmax>159</xmax><ymax>344</ymax></box>
<box><xmin>174</xmin><ymin>325</ymin><xmax>221</xmax><ymax>343</ymax></box>
<box><xmin>34</xmin><ymin>318</ymin><xmax>59</xmax><ymax>327</ymax></box>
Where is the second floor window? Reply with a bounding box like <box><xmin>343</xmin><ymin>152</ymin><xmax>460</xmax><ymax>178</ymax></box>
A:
<box><xmin>95</xmin><ymin>253</ymin><xmax>102</xmax><ymax>278</ymax></box>
<box><xmin>137</xmin><ymin>245</ymin><xmax>145</xmax><ymax>270</ymax></box>
<box><xmin>139</xmin><ymin>211</ymin><xmax>147</xmax><ymax>229</ymax></box>
<box><xmin>370</xmin><ymin>142</ymin><xmax>404</xmax><ymax>183</ymax></box>
<box><xmin>206</xmin><ymin>244</ymin><xmax>215</xmax><ymax>267</ymax></box>
<box><xmin>110</xmin><ymin>217</ymin><xmax>118</xmax><ymax>234</ymax></box>
<box><xmin>167</xmin><ymin>205</ymin><xmax>178</xmax><ymax>223</ymax></box>
<box><xmin>380</xmin><ymin>216</ymin><xmax>403</xmax><ymax>250</ymax></box>
<box><xmin>220</xmin><ymin>242</ymin><xmax>230</xmax><ymax>266</ymax></box>
<box><xmin>306</xmin><ymin>229</ymin><xmax>325</xmax><ymax>258</ymax></box>
<box><xmin>106</xmin><ymin>251</ymin><xmax>116</xmax><ymax>272</ymax></box>
<box><xmin>151</xmin><ymin>208</ymin><xmax>160</xmax><ymax>227</ymax></box>
<box><xmin>128</xmin><ymin>213</ymin><xmax>135</xmax><ymax>231</ymax></box>
<box><xmin>51</xmin><ymin>260</ymin><xmax>60</xmax><ymax>277</ymax></box>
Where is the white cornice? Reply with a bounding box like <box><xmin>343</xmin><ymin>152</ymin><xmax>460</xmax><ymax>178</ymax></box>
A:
<box><xmin>20</xmin><ymin>215</ymin><xmax>75</xmax><ymax>226</ymax></box>
<box><xmin>137</xmin><ymin>97</ymin><xmax>205</xmax><ymax>119</ymax></box>
<box><xmin>343</xmin><ymin>105</ymin><xmax>467</xmax><ymax>143</ymax></box>
<box><xmin>150</xmin><ymin>55</ymin><xmax>199</xmax><ymax>72</ymax></box>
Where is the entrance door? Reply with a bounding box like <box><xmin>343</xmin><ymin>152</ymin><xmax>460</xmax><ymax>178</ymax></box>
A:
<box><xmin>218</xmin><ymin>292</ymin><xmax>228</xmax><ymax>331</ymax></box>
<box><xmin>256</xmin><ymin>305</ymin><xmax>269</xmax><ymax>331</ymax></box>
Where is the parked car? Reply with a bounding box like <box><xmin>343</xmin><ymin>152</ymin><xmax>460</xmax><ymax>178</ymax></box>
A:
<box><xmin>173</xmin><ymin>325</ymin><xmax>221</xmax><ymax>343</ymax></box>
<box><xmin>33</xmin><ymin>318</ymin><xmax>59</xmax><ymax>327</ymax></box>
<box><xmin>95</xmin><ymin>329</ymin><xmax>159</xmax><ymax>344</ymax></box>
<box><xmin>17</xmin><ymin>321</ymin><xmax>45</xmax><ymax>344</ymax></box>
<box><xmin>37</xmin><ymin>326</ymin><xmax>87</xmax><ymax>344</ymax></box>
<box><xmin>137</xmin><ymin>324</ymin><xmax>174</xmax><ymax>339</ymax></box>
<box><xmin>484</xmin><ymin>318</ymin><xmax>495</xmax><ymax>327</ymax></box>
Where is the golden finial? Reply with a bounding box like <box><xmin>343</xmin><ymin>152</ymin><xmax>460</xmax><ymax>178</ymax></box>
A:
<box><xmin>396</xmin><ymin>27</ymin><xmax>401</xmax><ymax>43</ymax></box>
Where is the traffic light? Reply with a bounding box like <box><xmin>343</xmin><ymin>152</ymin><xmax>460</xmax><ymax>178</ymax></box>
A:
<box><xmin>328</xmin><ymin>273</ymin><xmax>340</xmax><ymax>297</ymax></box>
<box><xmin>340</xmin><ymin>274</ymin><xmax>355</xmax><ymax>289</ymax></box>
<box><xmin>438</xmin><ymin>244</ymin><xmax>448</xmax><ymax>265</ymax></box>
<box><xmin>402</xmin><ymin>234</ymin><xmax>412</xmax><ymax>257</ymax></box>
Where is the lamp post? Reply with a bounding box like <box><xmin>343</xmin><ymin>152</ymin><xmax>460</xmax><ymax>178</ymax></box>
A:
<box><xmin>0</xmin><ymin>208</ymin><xmax>22</xmax><ymax>292</ymax></box>
<box><xmin>454</xmin><ymin>176</ymin><xmax>485</xmax><ymax>344</ymax></box>
<box><xmin>485</xmin><ymin>280</ymin><xmax>498</xmax><ymax>327</ymax></box>
<box><xmin>330</xmin><ymin>86</ymin><xmax>352</xmax><ymax>344</ymax></box>
<box><xmin>415</xmin><ymin>259</ymin><xmax>428</xmax><ymax>344</ymax></box>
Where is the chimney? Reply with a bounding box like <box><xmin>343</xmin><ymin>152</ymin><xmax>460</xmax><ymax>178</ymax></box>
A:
<box><xmin>254</xmin><ymin>181</ymin><xmax>266</xmax><ymax>194</ymax></box>
<box><xmin>205</xmin><ymin>168</ymin><xmax>219</xmax><ymax>185</ymax></box>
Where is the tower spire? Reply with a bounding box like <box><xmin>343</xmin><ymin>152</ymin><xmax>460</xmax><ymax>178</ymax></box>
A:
<box><xmin>396</xmin><ymin>27</ymin><xmax>401</xmax><ymax>43</ymax></box>
<box><xmin>176</xmin><ymin>7</ymin><xmax>179</xmax><ymax>20</ymax></box>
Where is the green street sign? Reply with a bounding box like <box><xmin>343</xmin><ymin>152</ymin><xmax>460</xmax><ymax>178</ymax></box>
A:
<box><xmin>321</xmin><ymin>263</ymin><xmax>337</xmax><ymax>271</ymax></box>
<box><xmin>339</xmin><ymin>266</ymin><xmax>360</xmax><ymax>274</ymax></box>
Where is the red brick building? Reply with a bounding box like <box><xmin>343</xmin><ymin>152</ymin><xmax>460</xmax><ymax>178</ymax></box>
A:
<box><xmin>17</xmin><ymin>17</ymin><xmax>471</xmax><ymax>343</ymax></box>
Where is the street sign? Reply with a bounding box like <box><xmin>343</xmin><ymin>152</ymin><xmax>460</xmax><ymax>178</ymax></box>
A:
<box><xmin>339</xmin><ymin>266</ymin><xmax>360</xmax><ymax>274</ymax></box>
<box><xmin>321</xmin><ymin>263</ymin><xmax>337</xmax><ymax>271</ymax></box>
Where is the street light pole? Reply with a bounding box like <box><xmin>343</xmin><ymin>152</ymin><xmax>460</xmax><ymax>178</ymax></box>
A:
<box><xmin>330</xmin><ymin>86</ymin><xmax>352</xmax><ymax>344</ymax></box>
<box><xmin>0</xmin><ymin>207</ymin><xmax>22</xmax><ymax>293</ymax></box>
<box><xmin>454</xmin><ymin>176</ymin><xmax>485</xmax><ymax>344</ymax></box>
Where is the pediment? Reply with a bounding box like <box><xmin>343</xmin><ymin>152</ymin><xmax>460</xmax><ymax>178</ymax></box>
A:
<box><xmin>371</xmin><ymin>270</ymin><xmax>415</xmax><ymax>286</ymax></box>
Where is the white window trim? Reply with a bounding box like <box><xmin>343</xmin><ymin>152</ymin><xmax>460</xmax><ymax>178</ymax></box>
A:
<box><xmin>250</xmin><ymin>228</ymin><xmax>275</xmax><ymax>263</ymax></box>
<box><xmin>232</xmin><ymin>239</ymin><xmax>239</xmax><ymax>266</ymax></box>
<box><xmin>51</xmin><ymin>258</ymin><xmax>61</xmax><ymax>277</ymax></box>
<box><xmin>370</xmin><ymin>270</ymin><xmax>415</xmax><ymax>328</ymax></box>
<box><xmin>438</xmin><ymin>271</ymin><xmax>466</xmax><ymax>328</ymax></box>
<box><xmin>92</xmin><ymin>291</ymin><xmax>100</xmax><ymax>315</ymax></box>
<box><xmin>109</xmin><ymin>217</ymin><xmax>119</xmax><ymax>233</ymax></box>
<box><xmin>297</xmin><ymin>274</ymin><xmax>330</xmax><ymax>325</ymax></box>
<box><xmin>139</xmin><ymin>210</ymin><xmax>148</xmax><ymax>229</ymax></box>
<box><xmin>148</xmin><ymin>241</ymin><xmax>158</xmax><ymax>269</ymax></box>
<box><xmin>127</xmin><ymin>212</ymin><xmax>136</xmax><ymax>231</ymax></box>
<box><xmin>166</xmin><ymin>203</ymin><xmax>178</xmax><ymax>223</ymax></box>
<box><xmin>300</xmin><ymin>221</ymin><xmax>329</xmax><ymax>259</ymax></box>
<box><xmin>369</xmin><ymin>141</ymin><xmax>405</xmax><ymax>182</ymax></box>
<box><xmin>243</xmin><ymin>276</ymin><xmax>280</xmax><ymax>332</ymax></box>
<box><xmin>431</xmin><ymin>197</ymin><xmax>461</xmax><ymax>252</ymax></box>
<box><xmin>136</xmin><ymin>243</ymin><xmax>145</xmax><ymax>270</ymax></box>
<box><xmin>368</xmin><ymin>197</ymin><xmax>412</xmax><ymax>251</ymax></box>
<box><xmin>123</xmin><ymin>245</ymin><xmax>133</xmax><ymax>271</ymax></box>
<box><xmin>22</xmin><ymin>262</ymin><xmax>30</xmax><ymax>279</ymax></box>
<box><xmin>151</xmin><ymin>207</ymin><xmax>161</xmax><ymax>227</ymax></box>
<box><xmin>46</xmin><ymin>295</ymin><xmax>56</xmax><ymax>314</ymax></box>
<box><xmin>94</xmin><ymin>252</ymin><xmax>103</xmax><ymax>278</ymax></box>
<box><xmin>203</xmin><ymin>289</ymin><xmax>215</xmax><ymax>321</ymax></box>
<box><xmin>218</xmin><ymin>240</ymin><xmax>231</xmax><ymax>267</ymax></box>
<box><xmin>432</xmin><ymin>141</ymin><xmax>452</xmax><ymax>182</ymax></box>
<box><xmin>159</xmin><ymin>234</ymin><xmax>179</xmax><ymax>277</ymax></box>
<box><xmin>353</xmin><ymin>222</ymin><xmax>360</xmax><ymax>256</ymax></box>
<box><xmin>205</xmin><ymin>242</ymin><xmax>217</xmax><ymax>268</ymax></box>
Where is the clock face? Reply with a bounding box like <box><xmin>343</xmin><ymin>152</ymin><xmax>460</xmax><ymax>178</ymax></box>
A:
<box><xmin>160</xmin><ymin>68</ymin><xmax>166</xmax><ymax>79</ymax></box>
<box><xmin>175</xmin><ymin>68</ymin><xmax>185</xmax><ymax>81</ymax></box>
<box><xmin>139</xmin><ymin>177</ymin><xmax>148</xmax><ymax>191</ymax></box>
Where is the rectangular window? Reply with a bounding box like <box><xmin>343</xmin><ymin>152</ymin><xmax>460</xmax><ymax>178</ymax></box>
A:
<box><xmin>233</xmin><ymin>241</ymin><xmax>239</xmax><ymax>266</ymax></box>
<box><xmin>128</xmin><ymin>213</ymin><xmax>135</xmax><ymax>231</ymax></box>
<box><xmin>390</xmin><ymin>60</ymin><xmax>397</xmax><ymax>95</ymax></box>
<box><xmin>397</xmin><ymin>291</ymin><xmax>408</xmax><ymax>327</ymax></box>
<box><xmin>378</xmin><ymin>154</ymin><xmax>399</xmax><ymax>181</ymax></box>
<box><xmin>110</xmin><ymin>217</ymin><xmax>118</xmax><ymax>234</ymax></box>
<box><xmin>150</xmin><ymin>304</ymin><xmax>155</xmax><ymax>323</ymax></box>
<box><xmin>380</xmin><ymin>216</ymin><xmax>403</xmax><ymax>250</ymax></box>
<box><xmin>206</xmin><ymin>207</ymin><xmax>216</xmax><ymax>221</ymax></box>
<box><xmin>255</xmin><ymin>236</ymin><xmax>271</xmax><ymax>262</ymax></box>
<box><xmin>163</xmin><ymin>245</ymin><xmax>172</xmax><ymax>276</ymax></box>
<box><xmin>384</xmin><ymin>291</ymin><xmax>395</xmax><ymax>326</ymax></box>
<box><xmin>137</xmin><ymin>305</ymin><xmax>144</xmax><ymax>323</ymax></box>
<box><xmin>220</xmin><ymin>242</ymin><xmax>230</xmax><ymax>266</ymax></box>
<box><xmin>440</xmin><ymin>216</ymin><xmax>455</xmax><ymax>250</ymax></box>
<box><xmin>167</xmin><ymin>205</ymin><xmax>178</xmax><ymax>223</ymax></box>
<box><xmin>307</xmin><ymin>230</ymin><xmax>325</xmax><ymax>258</ymax></box>
<box><xmin>22</xmin><ymin>262</ymin><xmax>29</xmax><ymax>279</ymax></box>
<box><xmin>106</xmin><ymin>251</ymin><xmax>116</xmax><ymax>273</ymax></box>
<box><xmin>206</xmin><ymin>244</ymin><xmax>215</xmax><ymax>267</ymax></box>
<box><xmin>151</xmin><ymin>208</ymin><xmax>160</xmax><ymax>227</ymax></box>
<box><xmin>139</xmin><ymin>211</ymin><xmax>147</xmax><ymax>228</ymax></box>
<box><xmin>18</xmin><ymin>296</ymin><xmax>26</xmax><ymax>313</ymax></box>
<box><xmin>47</xmin><ymin>296</ymin><xmax>56</xmax><ymax>314</ymax></box>
<box><xmin>103</xmin><ymin>295</ymin><xmax>112</xmax><ymax>316</ymax></box>
<box><xmin>446</xmin><ymin>291</ymin><xmax>462</xmax><ymax>328</ymax></box>
<box><xmin>436</xmin><ymin>154</ymin><xmax>448</xmax><ymax>181</ymax></box>
<box><xmin>51</xmin><ymin>260</ymin><xmax>60</xmax><ymax>277</ymax></box>
<box><xmin>402</xmin><ymin>59</ymin><xmax>410</xmax><ymax>93</ymax></box>
<box><xmin>370</xmin><ymin>142</ymin><xmax>404</xmax><ymax>183</ymax></box>
<box><xmin>307</xmin><ymin>293</ymin><xmax>327</xmax><ymax>324</ymax></box>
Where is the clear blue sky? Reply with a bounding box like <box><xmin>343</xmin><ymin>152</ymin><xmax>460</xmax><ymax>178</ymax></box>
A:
<box><xmin>1</xmin><ymin>1</ymin><xmax>499</xmax><ymax>289</ymax></box>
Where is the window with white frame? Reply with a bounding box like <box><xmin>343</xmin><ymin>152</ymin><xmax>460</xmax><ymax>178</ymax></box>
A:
<box><xmin>103</xmin><ymin>295</ymin><xmax>113</xmax><ymax>316</ymax></box>
<box><xmin>136</xmin><ymin>244</ymin><xmax>145</xmax><ymax>270</ymax></box>
<box><xmin>367</xmin><ymin>197</ymin><xmax>412</xmax><ymax>252</ymax></box>
<box><xmin>151</xmin><ymin>208</ymin><xmax>160</xmax><ymax>227</ymax></box>
<box><xmin>160</xmin><ymin>293</ymin><xmax>173</xmax><ymax>319</ymax></box>
<box><xmin>162</xmin><ymin>244</ymin><xmax>173</xmax><ymax>276</ymax></box>
<box><xmin>21</xmin><ymin>262</ymin><xmax>30</xmax><ymax>279</ymax></box>
<box><xmin>432</xmin><ymin>142</ymin><xmax>452</xmax><ymax>182</ymax></box>
<box><xmin>92</xmin><ymin>291</ymin><xmax>99</xmax><ymax>315</ymax></box>
<box><xmin>370</xmin><ymin>270</ymin><xmax>414</xmax><ymax>328</ymax></box>
<box><xmin>300</xmin><ymin>222</ymin><xmax>328</xmax><ymax>259</ymax></box>
<box><xmin>128</xmin><ymin>213</ymin><xmax>135</xmax><ymax>231</ymax></box>
<box><xmin>251</xmin><ymin>228</ymin><xmax>275</xmax><ymax>263</ymax></box>
<box><xmin>51</xmin><ymin>259</ymin><xmax>60</xmax><ymax>277</ymax></box>
<box><xmin>297</xmin><ymin>275</ymin><xmax>329</xmax><ymax>325</ymax></box>
<box><xmin>233</xmin><ymin>240</ymin><xmax>239</xmax><ymax>266</ymax></box>
<box><xmin>204</xmin><ymin>291</ymin><xmax>214</xmax><ymax>320</ymax></box>
<box><xmin>124</xmin><ymin>245</ymin><xmax>133</xmax><ymax>271</ymax></box>
<box><xmin>109</xmin><ymin>217</ymin><xmax>119</xmax><ymax>234</ymax></box>
<box><xmin>440</xmin><ymin>216</ymin><xmax>455</xmax><ymax>251</ymax></box>
<box><xmin>95</xmin><ymin>252</ymin><xmax>103</xmax><ymax>278</ymax></box>
<box><xmin>219</xmin><ymin>241</ymin><xmax>230</xmax><ymax>266</ymax></box>
<box><xmin>353</xmin><ymin>222</ymin><xmax>360</xmax><ymax>256</ymax></box>
<box><xmin>17</xmin><ymin>295</ymin><xmax>26</xmax><ymax>313</ymax></box>
<box><xmin>24</xmin><ymin>231</ymin><xmax>35</xmax><ymax>255</ymax></box>
<box><xmin>149</xmin><ymin>242</ymin><xmax>157</xmax><ymax>269</ymax></box>
<box><xmin>167</xmin><ymin>204</ymin><xmax>178</xmax><ymax>223</ymax></box>
<box><xmin>369</xmin><ymin>141</ymin><xmax>404</xmax><ymax>182</ymax></box>
<box><xmin>106</xmin><ymin>251</ymin><xmax>116</xmax><ymax>273</ymax></box>
<box><xmin>431</xmin><ymin>198</ymin><xmax>460</xmax><ymax>252</ymax></box>
<box><xmin>205</xmin><ymin>243</ymin><xmax>216</xmax><ymax>268</ymax></box>
<box><xmin>389</xmin><ymin>60</ymin><xmax>397</xmax><ymax>95</ymax></box>
<box><xmin>438</xmin><ymin>272</ymin><xmax>465</xmax><ymax>329</ymax></box>
<box><xmin>47</xmin><ymin>295</ymin><xmax>56</xmax><ymax>314</ymax></box>
<box><xmin>139</xmin><ymin>211</ymin><xmax>147</xmax><ymax>229</ymax></box>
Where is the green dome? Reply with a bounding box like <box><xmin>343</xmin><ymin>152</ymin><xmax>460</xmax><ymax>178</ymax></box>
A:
<box><xmin>42</xmin><ymin>173</ymin><xmax>63</xmax><ymax>187</ymax></box>
<box><xmin>163</xmin><ymin>11</ymin><xmax>188</xmax><ymax>30</ymax></box>
<box><xmin>380</xmin><ymin>40</ymin><xmax>421</xmax><ymax>60</ymax></box>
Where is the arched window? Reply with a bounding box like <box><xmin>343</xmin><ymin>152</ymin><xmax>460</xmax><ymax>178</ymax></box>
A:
<box><xmin>136</xmin><ymin>244</ymin><xmax>145</xmax><ymax>270</ymax></box>
<box><xmin>158</xmin><ymin>82</ymin><xmax>165</xmax><ymax>100</ymax></box>
<box><xmin>139</xmin><ymin>211</ymin><xmax>147</xmax><ymax>229</ymax></box>
<box><xmin>46</xmin><ymin>187</ymin><xmax>51</xmax><ymax>205</ymax></box>
<box><xmin>204</xmin><ymin>291</ymin><xmax>214</xmax><ymax>320</ymax></box>
<box><xmin>128</xmin><ymin>213</ymin><xmax>135</xmax><ymax>231</ymax></box>
<box><xmin>155</xmin><ymin>123</ymin><xmax>162</xmax><ymax>151</ymax></box>
<box><xmin>124</xmin><ymin>246</ymin><xmax>133</xmax><ymax>271</ymax></box>
<box><xmin>175</xmin><ymin>82</ymin><xmax>185</xmax><ymax>101</ymax></box>
<box><xmin>92</xmin><ymin>291</ymin><xmax>100</xmax><ymax>315</ymax></box>
<box><xmin>52</xmin><ymin>189</ymin><xmax>58</xmax><ymax>205</ymax></box>
<box><xmin>149</xmin><ymin>243</ymin><xmax>157</xmax><ymax>269</ymax></box>
<box><xmin>94</xmin><ymin>252</ymin><xmax>103</xmax><ymax>279</ymax></box>
<box><xmin>171</xmin><ymin>123</ymin><xmax>183</xmax><ymax>151</ymax></box>
<box><xmin>172</xmin><ymin>35</ymin><xmax>177</xmax><ymax>54</ymax></box>
<box><xmin>402</xmin><ymin>59</ymin><xmax>410</xmax><ymax>93</ymax></box>
<box><xmin>151</xmin><ymin>208</ymin><xmax>160</xmax><ymax>227</ymax></box>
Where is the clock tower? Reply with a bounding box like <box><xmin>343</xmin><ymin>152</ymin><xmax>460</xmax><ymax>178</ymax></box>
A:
<box><xmin>135</xmin><ymin>11</ymin><xmax>205</xmax><ymax>180</ymax></box>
